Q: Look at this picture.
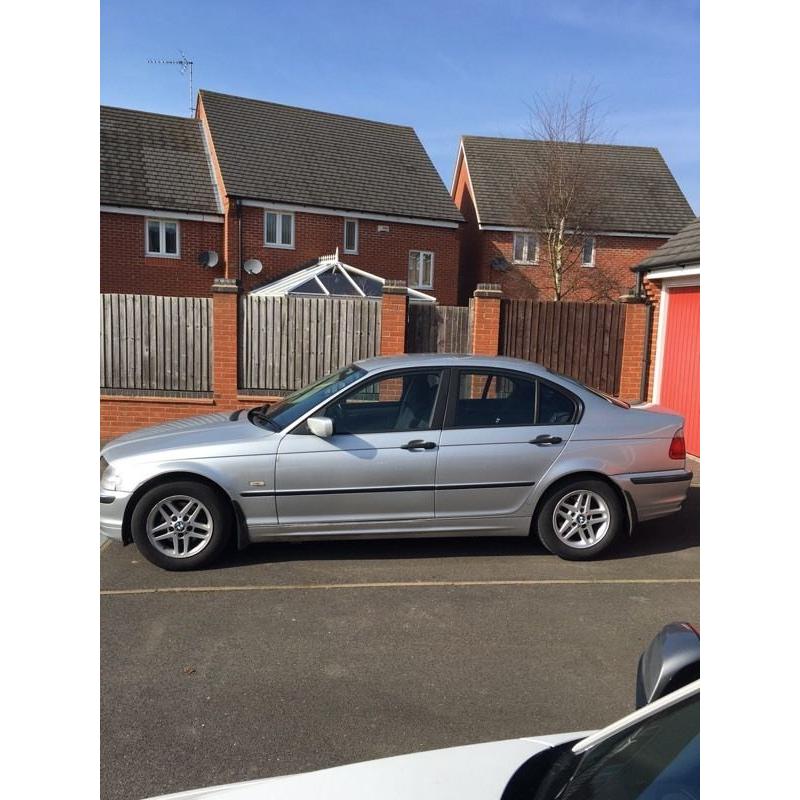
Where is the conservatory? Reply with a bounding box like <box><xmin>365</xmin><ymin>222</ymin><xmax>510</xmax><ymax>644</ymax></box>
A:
<box><xmin>249</xmin><ymin>250</ymin><xmax>436</xmax><ymax>303</ymax></box>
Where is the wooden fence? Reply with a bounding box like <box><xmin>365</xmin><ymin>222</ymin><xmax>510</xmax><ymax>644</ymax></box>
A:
<box><xmin>500</xmin><ymin>300</ymin><xmax>626</xmax><ymax>395</ymax></box>
<box><xmin>100</xmin><ymin>293</ymin><xmax>213</xmax><ymax>395</ymax></box>
<box><xmin>239</xmin><ymin>295</ymin><xmax>381</xmax><ymax>394</ymax></box>
<box><xmin>406</xmin><ymin>303</ymin><xmax>471</xmax><ymax>353</ymax></box>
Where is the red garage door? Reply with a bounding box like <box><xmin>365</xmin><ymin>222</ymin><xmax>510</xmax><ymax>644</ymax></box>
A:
<box><xmin>659</xmin><ymin>286</ymin><xmax>700</xmax><ymax>456</ymax></box>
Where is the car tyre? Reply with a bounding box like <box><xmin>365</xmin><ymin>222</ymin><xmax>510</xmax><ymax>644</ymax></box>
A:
<box><xmin>131</xmin><ymin>480</ymin><xmax>232</xmax><ymax>571</ymax></box>
<box><xmin>536</xmin><ymin>478</ymin><xmax>623</xmax><ymax>561</ymax></box>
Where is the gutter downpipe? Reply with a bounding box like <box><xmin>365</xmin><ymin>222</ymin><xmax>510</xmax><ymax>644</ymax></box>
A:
<box><xmin>236</xmin><ymin>197</ymin><xmax>243</xmax><ymax>282</ymax></box>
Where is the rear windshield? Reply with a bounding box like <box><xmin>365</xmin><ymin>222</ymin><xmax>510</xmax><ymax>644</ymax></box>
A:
<box><xmin>546</xmin><ymin>369</ymin><xmax>631</xmax><ymax>409</ymax></box>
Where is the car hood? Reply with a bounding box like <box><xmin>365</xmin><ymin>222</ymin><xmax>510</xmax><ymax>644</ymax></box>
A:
<box><xmin>101</xmin><ymin>410</ymin><xmax>271</xmax><ymax>463</ymax></box>
<box><xmin>147</xmin><ymin>734</ymin><xmax>587</xmax><ymax>800</ymax></box>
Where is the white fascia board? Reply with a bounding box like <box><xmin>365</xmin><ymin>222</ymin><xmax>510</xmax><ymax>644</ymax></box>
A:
<box><xmin>239</xmin><ymin>199</ymin><xmax>459</xmax><ymax>229</ymax></box>
<box><xmin>645</xmin><ymin>266</ymin><xmax>700</xmax><ymax>282</ymax></box>
<box><xmin>478</xmin><ymin>224</ymin><xmax>672</xmax><ymax>238</ymax></box>
<box><xmin>101</xmin><ymin>205</ymin><xmax>224</xmax><ymax>224</ymax></box>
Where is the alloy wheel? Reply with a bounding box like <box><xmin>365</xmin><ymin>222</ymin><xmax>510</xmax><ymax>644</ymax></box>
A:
<box><xmin>552</xmin><ymin>490</ymin><xmax>611</xmax><ymax>549</ymax></box>
<box><xmin>145</xmin><ymin>495</ymin><xmax>214</xmax><ymax>558</ymax></box>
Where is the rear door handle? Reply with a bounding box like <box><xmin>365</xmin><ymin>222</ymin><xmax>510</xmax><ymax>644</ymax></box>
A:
<box><xmin>401</xmin><ymin>440</ymin><xmax>437</xmax><ymax>450</ymax></box>
<box><xmin>530</xmin><ymin>434</ymin><xmax>563</xmax><ymax>445</ymax></box>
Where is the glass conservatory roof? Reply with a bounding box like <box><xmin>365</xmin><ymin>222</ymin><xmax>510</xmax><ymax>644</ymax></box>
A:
<box><xmin>248</xmin><ymin>250</ymin><xmax>436</xmax><ymax>303</ymax></box>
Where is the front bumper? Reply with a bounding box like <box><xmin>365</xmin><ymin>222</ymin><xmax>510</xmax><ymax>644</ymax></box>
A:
<box><xmin>611</xmin><ymin>469</ymin><xmax>693</xmax><ymax>524</ymax></box>
<box><xmin>100</xmin><ymin>488</ymin><xmax>132</xmax><ymax>542</ymax></box>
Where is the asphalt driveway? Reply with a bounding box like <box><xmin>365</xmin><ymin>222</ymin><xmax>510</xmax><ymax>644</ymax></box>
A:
<box><xmin>101</xmin><ymin>474</ymin><xmax>699</xmax><ymax>800</ymax></box>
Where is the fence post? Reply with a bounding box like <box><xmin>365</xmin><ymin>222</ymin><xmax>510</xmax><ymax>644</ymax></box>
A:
<box><xmin>212</xmin><ymin>277</ymin><xmax>240</xmax><ymax>407</ymax></box>
<box><xmin>470</xmin><ymin>283</ymin><xmax>502</xmax><ymax>356</ymax></box>
<box><xmin>618</xmin><ymin>299</ymin><xmax>649</xmax><ymax>403</ymax></box>
<box><xmin>380</xmin><ymin>280</ymin><xmax>408</xmax><ymax>356</ymax></box>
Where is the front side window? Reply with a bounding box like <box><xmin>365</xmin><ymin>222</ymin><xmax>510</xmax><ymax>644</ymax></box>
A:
<box><xmin>145</xmin><ymin>219</ymin><xmax>179</xmax><ymax>257</ymax></box>
<box><xmin>344</xmin><ymin>218</ymin><xmax>359</xmax><ymax>254</ymax></box>
<box><xmin>452</xmin><ymin>371</ymin><xmax>537</xmax><ymax>427</ymax></box>
<box><xmin>513</xmin><ymin>232</ymin><xmax>538</xmax><ymax>264</ymax></box>
<box><xmin>265</xmin><ymin>210</ymin><xmax>294</xmax><ymax>248</ymax></box>
<box><xmin>325</xmin><ymin>371</ymin><xmax>442</xmax><ymax>434</ymax></box>
<box><xmin>408</xmin><ymin>251</ymin><xmax>434</xmax><ymax>289</ymax></box>
<box><xmin>582</xmin><ymin>235</ymin><xmax>596</xmax><ymax>266</ymax></box>
<box><xmin>559</xmin><ymin>694</ymin><xmax>699</xmax><ymax>800</ymax></box>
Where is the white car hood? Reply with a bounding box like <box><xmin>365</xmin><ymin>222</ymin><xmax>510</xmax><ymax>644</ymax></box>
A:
<box><xmin>149</xmin><ymin>733</ymin><xmax>586</xmax><ymax>800</ymax></box>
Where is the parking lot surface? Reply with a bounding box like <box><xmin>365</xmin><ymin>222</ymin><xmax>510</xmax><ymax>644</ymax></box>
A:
<box><xmin>101</xmin><ymin>482</ymin><xmax>699</xmax><ymax>800</ymax></box>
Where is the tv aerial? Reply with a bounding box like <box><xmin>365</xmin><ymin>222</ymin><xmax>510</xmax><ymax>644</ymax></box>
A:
<box><xmin>147</xmin><ymin>51</ymin><xmax>194</xmax><ymax>116</ymax></box>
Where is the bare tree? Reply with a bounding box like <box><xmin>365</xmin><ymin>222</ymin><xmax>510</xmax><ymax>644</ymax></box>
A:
<box><xmin>513</xmin><ymin>84</ymin><xmax>615</xmax><ymax>301</ymax></box>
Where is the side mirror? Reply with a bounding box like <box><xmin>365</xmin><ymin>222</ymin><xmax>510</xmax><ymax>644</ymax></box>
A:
<box><xmin>307</xmin><ymin>416</ymin><xmax>334</xmax><ymax>439</ymax></box>
<box><xmin>635</xmin><ymin>622</ymin><xmax>700</xmax><ymax>709</ymax></box>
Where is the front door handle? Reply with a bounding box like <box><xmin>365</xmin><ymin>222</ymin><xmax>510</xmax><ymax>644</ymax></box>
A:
<box><xmin>530</xmin><ymin>434</ymin><xmax>563</xmax><ymax>446</ymax></box>
<box><xmin>401</xmin><ymin>439</ymin><xmax>437</xmax><ymax>450</ymax></box>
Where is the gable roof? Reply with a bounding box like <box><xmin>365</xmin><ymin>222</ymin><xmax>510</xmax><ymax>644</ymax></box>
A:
<box><xmin>459</xmin><ymin>136</ymin><xmax>694</xmax><ymax>235</ymax></box>
<box><xmin>100</xmin><ymin>106</ymin><xmax>221</xmax><ymax>215</ymax></box>
<box><xmin>199</xmin><ymin>90</ymin><xmax>462</xmax><ymax>224</ymax></box>
<box><xmin>633</xmin><ymin>218</ymin><xmax>700</xmax><ymax>272</ymax></box>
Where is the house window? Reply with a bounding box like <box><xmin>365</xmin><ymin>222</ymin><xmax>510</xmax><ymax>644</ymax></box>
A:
<box><xmin>344</xmin><ymin>218</ymin><xmax>359</xmax><ymax>254</ymax></box>
<box><xmin>513</xmin><ymin>232</ymin><xmax>538</xmax><ymax>264</ymax></box>
<box><xmin>264</xmin><ymin>210</ymin><xmax>294</xmax><ymax>248</ymax></box>
<box><xmin>582</xmin><ymin>236</ymin><xmax>596</xmax><ymax>267</ymax></box>
<box><xmin>145</xmin><ymin>219</ymin><xmax>180</xmax><ymax>258</ymax></box>
<box><xmin>408</xmin><ymin>250</ymin><xmax>434</xmax><ymax>289</ymax></box>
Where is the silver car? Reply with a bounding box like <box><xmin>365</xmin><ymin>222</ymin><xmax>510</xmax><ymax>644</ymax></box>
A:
<box><xmin>100</xmin><ymin>355</ymin><xmax>692</xmax><ymax>570</ymax></box>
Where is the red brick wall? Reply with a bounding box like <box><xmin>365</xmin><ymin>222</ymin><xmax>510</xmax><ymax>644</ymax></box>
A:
<box><xmin>100</xmin><ymin>212</ymin><xmax>225</xmax><ymax>297</ymax></box>
<box><xmin>231</xmin><ymin>206</ymin><xmax>460</xmax><ymax>305</ymax></box>
<box><xmin>470</xmin><ymin>290</ymin><xmax>501</xmax><ymax>356</ymax></box>
<box><xmin>469</xmin><ymin>230</ymin><xmax>667</xmax><ymax>302</ymax></box>
<box><xmin>618</xmin><ymin>303</ymin><xmax>649</xmax><ymax>402</ymax></box>
<box><xmin>380</xmin><ymin>287</ymin><xmax>408</xmax><ymax>355</ymax></box>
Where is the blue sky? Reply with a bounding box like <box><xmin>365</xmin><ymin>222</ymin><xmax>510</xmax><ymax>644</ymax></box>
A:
<box><xmin>101</xmin><ymin>0</ymin><xmax>699</xmax><ymax>210</ymax></box>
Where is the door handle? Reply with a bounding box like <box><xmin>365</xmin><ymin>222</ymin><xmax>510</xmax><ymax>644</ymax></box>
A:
<box><xmin>401</xmin><ymin>440</ymin><xmax>437</xmax><ymax>450</ymax></box>
<box><xmin>530</xmin><ymin>434</ymin><xmax>563</xmax><ymax>445</ymax></box>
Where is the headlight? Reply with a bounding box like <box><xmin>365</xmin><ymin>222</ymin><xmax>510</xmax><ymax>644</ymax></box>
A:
<box><xmin>100</xmin><ymin>457</ymin><xmax>121</xmax><ymax>490</ymax></box>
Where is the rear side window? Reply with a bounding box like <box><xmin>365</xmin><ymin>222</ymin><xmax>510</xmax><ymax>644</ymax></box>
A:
<box><xmin>452</xmin><ymin>371</ymin><xmax>537</xmax><ymax>427</ymax></box>
<box><xmin>538</xmin><ymin>381</ymin><xmax>578</xmax><ymax>425</ymax></box>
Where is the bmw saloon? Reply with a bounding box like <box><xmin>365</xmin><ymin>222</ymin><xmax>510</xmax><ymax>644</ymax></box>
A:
<box><xmin>100</xmin><ymin>355</ymin><xmax>692</xmax><ymax>570</ymax></box>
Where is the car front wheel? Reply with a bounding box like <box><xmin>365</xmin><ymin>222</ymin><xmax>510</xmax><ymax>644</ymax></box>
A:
<box><xmin>536</xmin><ymin>479</ymin><xmax>623</xmax><ymax>560</ymax></box>
<box><xmin>131</xmin><ymin>480</ymin><xmax>232</xmax><ymax>570</ymax></box>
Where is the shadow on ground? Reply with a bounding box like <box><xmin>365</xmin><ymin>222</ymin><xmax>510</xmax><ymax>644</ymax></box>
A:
<box><xmin>208</xmin><ymin>486</ymin><xmax>699</xmax><ymax>570</ymax></box>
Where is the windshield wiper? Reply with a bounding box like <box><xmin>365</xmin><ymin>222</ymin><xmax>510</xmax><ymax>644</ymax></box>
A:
<box><xmin>248</xmin><ymin>409</ymin><xmax>279</xmax><ymax>431</ymax></box>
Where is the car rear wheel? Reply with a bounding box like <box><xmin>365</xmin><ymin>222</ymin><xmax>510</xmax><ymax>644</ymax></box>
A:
<box><xmin>131</xmin><ymin>480</ymin><xmax>232</xmax><ymax>570</ymax></box>
<box><xmin>536</xmin><ymin>479</ymin><xmax>623</xmax><ymax>560</ymax></box>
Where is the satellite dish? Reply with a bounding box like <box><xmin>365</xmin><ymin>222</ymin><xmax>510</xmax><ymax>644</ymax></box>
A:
<box><xmin>490</xmin><ymin>257</ymin><xmax>511</xmax><ymax>272</ymax></box>
<box><xmin>199</xmin><ymin>250</ymin><xmax>219</xmax><ymax>268</ymax></box>
<box><xmin>243</xmin><ymin>259</ymin><xmax>263</xmax><ymax>275</ymax></box>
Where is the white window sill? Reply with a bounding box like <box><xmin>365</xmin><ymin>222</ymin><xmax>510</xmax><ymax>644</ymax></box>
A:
<box><xmin>513</xmin><ymin>260</ymin><xmax>538</xmax><ymax>266</ymax></box>
<box><xmin>265</xmin><ymin>242</ymin><xmax>295</xmax><ymax>250</ymax></box>
<box><xmin>145</xmin><ymin>252</ymin><xmax>181</xmax><ymax>259</ymax></box>
<box><xmin>344</xmin><ymin>249</ymin><xmax>358</xmax><ymax>256</ymax></box>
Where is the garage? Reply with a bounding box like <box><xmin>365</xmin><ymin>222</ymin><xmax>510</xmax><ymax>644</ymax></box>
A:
<box><xmin>633</xmin><ymin>219</ymin><xmax>700</xmax><ymax>456</ymax></box>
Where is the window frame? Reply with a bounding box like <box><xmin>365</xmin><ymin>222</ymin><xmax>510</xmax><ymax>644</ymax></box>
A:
<box><xmin>144</xmin><ymin>218</ymin><xmax>180</xmax><ymax>259</ymax></box>
<box><xmin>343</xmin><ymin>218</ymin><xmax>359</xmax><ymax>254</ymax></box>
<box><xmin>408</xmin><ymin>250</ymin><xmax>435</xmax><ymax>289</ymax></box>
<box><xmin>512</xmin><ymin>232</ymin><xmax>539</xmax><ymax>265</ymax></box>
<box><xmin>316</xmin><ymin>367</ymin><xmax>448</xmax><ymax>436</ymax></box>
<box><xmin>264</xmin><ymin>209</ymin><xmax>295</xmax><ymax>249</ymax></box>
<box><xmin>443</xmin><ymin>368</ymin><xmax>583</xmax><ymax>430</ymax></box>
<box><xmin>582</xmin><ymin>235</ymin><xmax>596</xmax><ymax>267</ymax></box>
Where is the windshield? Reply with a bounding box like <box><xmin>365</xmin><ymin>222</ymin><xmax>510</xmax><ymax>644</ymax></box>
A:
<box><xmin>249</xmin><ymin>364</ymin><xmax>366</xmax><ymax>431</ymax></box>
<box><xmin>533</xmin><ymin>693</ymin><xmax>699</xmax><ymax>800</ymax></box>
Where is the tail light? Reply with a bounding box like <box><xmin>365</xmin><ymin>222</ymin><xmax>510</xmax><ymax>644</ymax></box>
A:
<box><xmin>669</xmin><ymin>428</ymin><xmax>686</xmax><ymax>460</ymax></box>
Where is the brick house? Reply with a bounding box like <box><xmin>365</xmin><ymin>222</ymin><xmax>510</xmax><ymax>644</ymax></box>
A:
<box><xmin>196</xmin><ymin>90</ymin><xmax>463</xmax><ymax>303</ymax></box>
<box><xmin>451</xmin><ymin>136</ymin><xmax>695</xmax><ymax>304</ymax></box>
<box><xmin>100</xmin><ymin>106</ymin><xmax>225</xmax><ymax>296</ymax></box>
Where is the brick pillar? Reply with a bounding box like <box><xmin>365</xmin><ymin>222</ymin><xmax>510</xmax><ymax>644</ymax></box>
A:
<box><xmin>470</xmin><ymin>283</ymin><xmax>502</xmax><ymax>356</ymax></box>
<box><xmin>618</xmin><ymin>299</ymin><xmax>649</xmax><ymax>402</ymax></box>
<box><xmin>380</xmin><ymin>280</ymin><xmax>408</xmax><ymax>356</ymax></box>
<box><xmin>212</xmin><ymin>277</ymin><xmax>240</xmax><ymax>407</ymax></box>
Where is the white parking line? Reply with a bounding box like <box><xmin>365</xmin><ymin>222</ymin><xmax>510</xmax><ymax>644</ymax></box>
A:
<box><xmin>101</xmin><ymin>577</ymin><xmax>699</xmax><ymax>597</ymax></box>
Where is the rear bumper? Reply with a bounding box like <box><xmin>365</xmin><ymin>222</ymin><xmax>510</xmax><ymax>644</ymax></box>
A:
<box><xmin>100</xmin><ymin>489</ymin><xmax>132</xmax><ymax>542</ymax></box>
<box><xmin>611</xmin><ymin>470</ymin><xmax>693</xmax><ymax>524</ymax></box>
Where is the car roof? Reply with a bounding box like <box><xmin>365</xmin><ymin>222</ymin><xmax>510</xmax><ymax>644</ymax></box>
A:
<box><xmin>354</xmin><ymin>353</ymin><xmax>552</xmax><ymax>376</ymax></box>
